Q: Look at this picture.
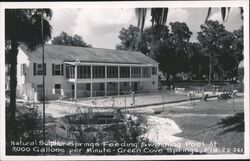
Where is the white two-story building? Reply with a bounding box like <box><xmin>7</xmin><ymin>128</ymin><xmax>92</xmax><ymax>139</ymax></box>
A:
<box><xmin>15</xmin><ymin>44</ymin><xmax>159</xmax><ymax>101</ymax></box>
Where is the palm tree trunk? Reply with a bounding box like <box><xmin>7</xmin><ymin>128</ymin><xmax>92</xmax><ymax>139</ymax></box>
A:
<box><xmin>234</xmin><ymin>63</ymin><xmax>239</xmax><ymax>83</ymax></box>
<box><xmin>150</xmin><ymin>26</ymin><xmax>160</xmax><ymax>59</ymax></box>
<box><xmin>165</xmin><ymin>72</ymin><xmax>169</xmax><ymax>81</ymax></box>
<box><xmin>150</xmin><ymin>34</ymin><xmax>157</xmax><ymax>59</ymax></box>
<box><xmin>208</xmin><ymin>44</ymin><xmax>212</xmax><ymax>85</ymax></box>
<box><xmin>208</xmin><ymin>54</ymin><xmax>212</xmax><ymax>85</ymax></box>
<box><xmin>135</xmin><ymin>31</ymin><xmax>142</xmax><ymax>51</ymax></box>
<box><xmin>9</xmin><ymin>40</ymin><xmax>18</xmax><ymax>140</ymax></box>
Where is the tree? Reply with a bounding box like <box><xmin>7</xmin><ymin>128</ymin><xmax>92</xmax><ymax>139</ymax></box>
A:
<box><xmin>217</xmin><ymin>31</ymin><xmax>237</xmax><ymax>80</ymax></box>
<box><xmin>197</xmin><ymin>20</ymin><xmax>227</xmax><ymax>84</ymax></box>
<box><xmin>134</xmin><ymin>7</ymin><xmax>243</xmax><ymax>59</ymax></box>
<box><xmin>217</xmin><ymin>28</ymin><xmax>243</xmax><ymax>81</ymax></box>
<box><xmin>198</xmin><ymin>20</ymin><xmax>243</xmax><ymax>83</ymax></box>
<box><xmin>157</xmin><ymin>22</ymin><xmax>192</xmax><ymax>81</ymax></box>
<box><xmin>232</xmin><ymin>27</ymin><xmax>243</xmax><ymax>81</ymax></box>
<box><xmin>52</xmin><ymin>31</ymin><xmax>92</xmax><ymax>47</ymax></box>
<box><xmin>5</xmin><ymin>9</ymin><xmax>52</xmax><ymax>139</ymax></box>
<box><xmin>169</xmin><ymin>22</ymin><xmax>192</xmax><ymax>74</ymax></box>
<box><xmin>188</xmin><ymin>42</ymin><xmax>209</xmax><ymax>80</ymax></box>
<box><xmin>135</xmin><ymin>8</ymin><xmax>169</xmax><ymax>59</ymax></box>
<box><xmin>116</xmin><ymin>25</ymin><xmax>152</xmax><ymax>55</ymax></box>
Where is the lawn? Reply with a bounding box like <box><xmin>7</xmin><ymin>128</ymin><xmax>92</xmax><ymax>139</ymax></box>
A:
<box><xmin>155</xmin><ymin>97</ymin><xmax>244</xmax><ymax>152</ymax></box>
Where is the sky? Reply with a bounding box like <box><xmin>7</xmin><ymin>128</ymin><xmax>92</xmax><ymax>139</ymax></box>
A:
<box><xmin>50</xmin><ymin>7</ymin><xmax>243</xmax><ymax>49</ymax></box>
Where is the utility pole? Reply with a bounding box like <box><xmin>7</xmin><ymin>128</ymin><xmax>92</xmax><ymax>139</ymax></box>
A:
<box><xmin>41</xmin><ymin>10</ymin><xmax>46</xmax><ymax>155</ymax></box>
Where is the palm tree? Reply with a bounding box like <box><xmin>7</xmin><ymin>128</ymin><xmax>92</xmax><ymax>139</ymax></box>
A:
<box><xmin>5</xmin><ymin>9</ymin><xmax>52</xmax><ymax>139</ymax></box>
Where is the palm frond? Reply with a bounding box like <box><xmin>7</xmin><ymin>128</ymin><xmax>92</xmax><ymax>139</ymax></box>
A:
<box><xmin>221</xmin><ymin>7</ymin><xmax>226</xmax><ymax>21</ymax></box>
<box><xmin>141</xmin><ymin>8</ymin><xmax>147</xmax><ymax>33</ymax></box>
<box><xmin>221</xmin><ymin>7</ymin><xmax>232</xmax><ymax>22</ymax></box>
<box><xmin>205</xmin><ymin>7</ymin><xmax>212</xmax><ymax>22</ymax></box>
<box><xmin>23</xmin><ymin>16</ymin><xmax>52</xmax><ymax>51</ymax></box>
<box><xmin>240</xmin><ymin>7</ymin><xmax>243</xmax><ymax>20</ymax></box>
<box><xmin>135</xmin><ymin>8</ymin><xmax>142</xmax><ymax>28</ymax></box>
<box><xmin>161</xmin><ymin>8</ymin><xmax>168</xmax><ymax>25</ymax></box>
<box><xmin>206</xmin><ymin>7</ymin><xmax>242</xmax><ymax>23</ymax></box>
<box><xmin>35</xmin><ymin>9</ymin><xmax>53</xmax><ymax>20</ymax></box>
<box><xmin>150</xmin><ymin>8</ymin><xmax>169</xmax><ymax>27</ymax></box>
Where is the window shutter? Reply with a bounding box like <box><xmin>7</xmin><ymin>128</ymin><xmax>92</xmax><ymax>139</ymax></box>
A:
<box><xmin>21</xmin><ymin>64</ymin><xmax>23</xmax><ymax>76</ymax></box>
<box><xmin>33</xmin><ymin>63</ymin><xmax>36</xmax><ymax>76</ymax></box>
<box><xmin>44</xmin><ymin>63</ymin><xmax>46</xmax><ymax>76</ymax></box>
<box><xmin>61</xmin><ymin>64</ymin><xmax>64</xmax><ymax>76</ymax></box>
<box><xmin>23</xmin><ymin>64</ymin><xmax>26</xmax><ymax>75</ymax></box>
<box><xmin>52</xmin><ymin>63</ymin><xmax>54</xmax><ymax>75</ymax></box>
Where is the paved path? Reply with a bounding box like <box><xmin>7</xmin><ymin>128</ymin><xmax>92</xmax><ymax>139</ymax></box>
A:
<box><xmin>140</xmin><ymin>115</ymin><xmax>233</xmax><ymax>155</ymax></box>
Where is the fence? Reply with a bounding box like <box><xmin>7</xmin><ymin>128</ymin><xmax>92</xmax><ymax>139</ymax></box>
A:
<box><xmin>50</xmin><ymin>88</ymin><xmax>195</xmax><ymax>109</ymax></box>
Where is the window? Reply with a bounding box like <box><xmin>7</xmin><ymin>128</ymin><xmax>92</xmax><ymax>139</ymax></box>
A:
<box><xmin>120</xmin><ymin>66</ymin><xmax>130</xmax><ymax>78</ymax></box>
<box><xmin>93</xmin><ymin>66</ymin><xmax>105</xmax><ymax>78</ymax></box>
<box><xmin>55</xmin><ymin>65</ymin><xmax>61</xmax><ymax>75</ymax></box>
<box><xmin>107</xmin><ymin>66</ymin><xmax>118</xmax><ymax>78</ymax></box>
<box><xmin>52</xmin><ymin>64</ymin><xmax>64</xmax><ymax>76</ymax></box>
<box><xmin>54</xmin><ymin>84</ymin><xmax>61</xmax><ymax>94</ymax></box>
<box><xmin>37</xmin><ymin>64</ymin><xmax>43</xmax><ymax>75</ymax></box>
<box><xmin>36</xmin><ymin>84</ymin><xmax>43</xmax><ymax>92</ymax></box>
<box><xmin>77</xmin><ymin>65</ymin><xmax>91</xmax><ymax>79</ymax></box>
<box><xmin>66</xmin><ymin>64</ymin><xmax>75</xmax><ymax>79</ymax></box>
<box><xmin>142</xmin><ymin>67</ymin><xmax>151</xmax><ymax>78</ymax></box>
<box><xmin>33</xmin><ymin>63</ymin><xmax>46</xmax><ymax>76</ymax></box>
<box><xmin>21</xmin><ymin>64</ymin><xmax>26</xmax><ymax>76</ymax></box>
<box><xmin>37</xmin><ymin>85</ymin><xmax>43</xmax><ymax>88</ymax></box>
<box><xmin>152</xmin><ymin>67</ymin><xmax>157</xmax><ymax>75</ymax></box>
<box><xmin>131</xmin><ymin>67</ymin><xmax>141</xmax><ymax>78</ymax></box>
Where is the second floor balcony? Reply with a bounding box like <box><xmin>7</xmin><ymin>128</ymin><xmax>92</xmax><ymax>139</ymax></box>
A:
<box><xmin>65</xmin><ymin>63</ymin><xmax>155</xmax><ymax>81</ymax></box>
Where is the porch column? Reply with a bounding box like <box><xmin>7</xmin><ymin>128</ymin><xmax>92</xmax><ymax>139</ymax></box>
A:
<box><xmin>104</xmin><ymin>82</ymin><xmax>107</xmax><ymax>96</ymax></box>
<box><xmin>118</xmin><ymin>82</ymin><xmax>120</xmax><ymax>95</ymax></box>
<box><xmin>90</xmin><ymin>82</ymin><xmax>93</xmax><ymax>97</ymax></box>
<box><xmin>105</xmin><ymin>65</ymin><xmax>107</xmax><ymax>79</ymax></box>
<box><xmin>118</xmin><ymin>66</ymin><xmax>120</xmax><ymax>79</ymax></box>
<box><xmin>130</xmin><ymin>66</ymin><xmax>132</xmax><ymax>78</ymax></box>
<box><xmin>90</xmin><ymin>65</ymin><xmax>93</xmax><ymax>79</ymax></box>
<box><xmin>140</xmin><ymin>66</ymin><xmax>143</xmax><ymax>90</ymax></box>
<box><xmin>74</xmin><ymin>64</ymin><xmax>77</xmax><ymax>99</ymax></box>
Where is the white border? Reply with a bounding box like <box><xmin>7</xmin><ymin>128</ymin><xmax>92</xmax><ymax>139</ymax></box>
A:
<box><xmin>0</xmin><ymin>1</ymin><xmax>249</xmax><ymax>160</ymax></box>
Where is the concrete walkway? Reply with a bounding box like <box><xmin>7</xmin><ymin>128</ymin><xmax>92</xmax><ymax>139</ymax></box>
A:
<box><xmin>140</xmin><ymin>115</ymin><xmax>232</xmax><ymax>155</ymax></box>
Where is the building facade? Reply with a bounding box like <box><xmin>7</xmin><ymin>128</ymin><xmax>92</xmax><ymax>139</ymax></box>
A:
<box><xmin>15</xmin><ymin>44</ymin><xmax>159</xmax><ymax>101</ymax></box>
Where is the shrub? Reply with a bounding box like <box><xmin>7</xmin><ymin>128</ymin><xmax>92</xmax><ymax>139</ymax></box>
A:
<box><xmin>6</xmin><ymin>102</ymin><xmax>42</xmax><ymax>155</ymax></box>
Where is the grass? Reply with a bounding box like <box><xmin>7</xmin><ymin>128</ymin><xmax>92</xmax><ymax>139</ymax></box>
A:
<box><xmin>155</xmin><ymin>98</ymin><xmax>244</xmax><ymax>151</ymax></box>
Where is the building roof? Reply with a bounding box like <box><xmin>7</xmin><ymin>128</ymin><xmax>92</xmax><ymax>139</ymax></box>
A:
<box><xmin>20</xmin><ymin>44</ymin><xmax>158</xmax><ymax>65</ymax></box>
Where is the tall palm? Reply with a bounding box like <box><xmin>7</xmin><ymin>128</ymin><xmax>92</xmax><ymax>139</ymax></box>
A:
<box><xmin>5</xmin><ymin>9</ymin><xmax>52</xmax><ymax>139</ymax></box>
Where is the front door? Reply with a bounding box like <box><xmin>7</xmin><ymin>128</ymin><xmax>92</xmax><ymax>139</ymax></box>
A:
<box><xmin>37</xmin><ymin>85</ymin><xmax>43</xmax><ymax>101</ymax></box>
